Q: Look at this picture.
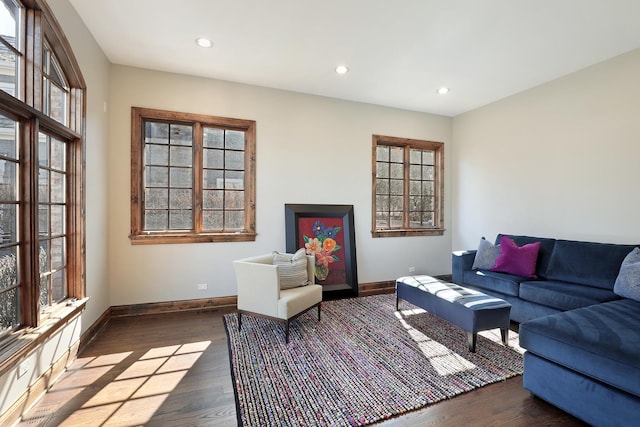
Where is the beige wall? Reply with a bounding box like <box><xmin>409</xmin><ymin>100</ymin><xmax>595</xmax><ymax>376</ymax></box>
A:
<box><xmin>452</xmin><ymin>48</ymin><xmax>640</xmax><ymax>250</ymax></box>
<box><xmin>108</xmin><ymin>66</ymin><xmax>453</xmax><ymax>304</ymax></box>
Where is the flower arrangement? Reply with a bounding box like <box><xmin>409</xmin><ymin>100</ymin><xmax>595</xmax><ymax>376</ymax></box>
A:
<box><xmin>303</xmin><ymin>220</ymin><xmax>341</xmax><ymax>281</ymax></box>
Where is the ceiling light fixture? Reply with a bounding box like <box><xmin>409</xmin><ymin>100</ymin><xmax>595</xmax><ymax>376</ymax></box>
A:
<box><xmin>195</xmin><ymin>37</ymin><xmax>213</xmax><ymax>48</ymax></box>
<box><xmin>437</xmin><ymin>87</ymin><xmax>450</xmax><ymax>95</ymax></box>
<box><xmin>335</xmin><ymin>65</ymin><xmax>349</xmax><ymax>75</ymax></box>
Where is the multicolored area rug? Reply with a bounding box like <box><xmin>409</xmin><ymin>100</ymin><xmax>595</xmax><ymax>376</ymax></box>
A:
<box><xmin>223</xmin><ymin>294</ymin><xmax>524</xmax><ymax>426</ymax></box>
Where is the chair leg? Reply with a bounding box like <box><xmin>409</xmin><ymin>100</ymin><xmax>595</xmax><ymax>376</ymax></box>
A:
<box><xmin>238</xmin><ymin>312</ymin><xmax>242</xmax><ymax>331</ymax></box>
<box><xmin>317</xmin><ymin>303</ymin><xmax>321</xmax><ymax>321</ymax></box>
<box><xmin>285</xmin><ymin>320</ymin><xmax>290</xmax><ymax>343</ymax></box>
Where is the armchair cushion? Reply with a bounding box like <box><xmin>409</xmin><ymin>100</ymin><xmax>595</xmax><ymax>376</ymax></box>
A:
<box><xmin>273</xmin><ymin>248</ymin><xmax>311</xmax><ymax>289</ymax></box>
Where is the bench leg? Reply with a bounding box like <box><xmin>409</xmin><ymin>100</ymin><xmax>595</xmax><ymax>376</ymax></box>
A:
<box><xmin>467</xmin><ymin>332</ymin><xmax>477</xmax><ymax>353</ymax></box>
<box><xmin>501</xmin><ymin>328</ymin><xmax>509</xmax><ymax>346</ymax></box>
<box><xmin>396</xmin><ymin>296</ymin><xmax>400</xmax><ymax>311</ymax></box>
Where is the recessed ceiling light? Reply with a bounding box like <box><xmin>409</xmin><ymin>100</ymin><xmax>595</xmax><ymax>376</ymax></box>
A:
<box><xmin>437</xmin><ymin>87</ymin><xmax>450</xmax><ymax>95</ymax></box>
<box><xmin>335</xmin><ymin>65</ymin><xmax>349</xmax><ymax>75</ymax></box>
<box><xmin>196</xmin><ymin>37</ymin><xmax>213</xmax><ymax>48</ymax></box>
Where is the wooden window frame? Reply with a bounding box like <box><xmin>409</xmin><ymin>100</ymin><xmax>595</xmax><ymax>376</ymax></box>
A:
<box><xmin>130</xmin><ymin>107</ymin><xmax>256</xmax><ymax>244</ymax></box>
<box><xmin>371</xmin><ymin>134</ymin><xmax>445</xmax><ymax>238</ymax></box>
<box><xmin>0</xmin><ymin>0</ymin><xmax>86</xmax><ymax>374</ymax></box>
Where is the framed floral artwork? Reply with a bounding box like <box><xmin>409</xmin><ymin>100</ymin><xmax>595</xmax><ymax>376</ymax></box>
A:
<box><xmin>285</xmin><ymin>204</ymin><xmax>358</xmax><ymax>297</ymax></box>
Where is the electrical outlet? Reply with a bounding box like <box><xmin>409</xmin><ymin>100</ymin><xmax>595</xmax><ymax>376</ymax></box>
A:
<box><xmin>408</xmin><ymin>266</ymin><xmax>416</xmax><ymax>273</ymax></box>
<box><xmin>197</xmin><ymin>283</ymin><xmax>208</xmax><ymax>290</ymax></box>
<box><xmin>18</xmin><ymin>360</ymin><xmax>29</xmax><ymax>378</ymax></box>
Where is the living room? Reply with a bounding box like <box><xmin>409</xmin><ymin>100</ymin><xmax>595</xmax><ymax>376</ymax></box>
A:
<box><xmin>1</xmin><ymin>0</ymin><xmax>640</xmax><ymax>425</ymax></box>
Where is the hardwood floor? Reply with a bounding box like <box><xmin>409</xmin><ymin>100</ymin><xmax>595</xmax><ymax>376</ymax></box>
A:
<box><xmin>17</xmin><ymin>308</ymin><xmax>587</xmax><ymax>426</ymax></box>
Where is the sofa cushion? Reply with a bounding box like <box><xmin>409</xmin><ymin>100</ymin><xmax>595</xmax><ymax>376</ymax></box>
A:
<box><xmin>614</xmin><ymin>247</ymin><xmax>640</xmax><ymax>301</ymax></box>
<box><xmin>519</xmin><ymin>299</ymin><xmax>640</xmax><ymax>398</ymax></box>
<box><xmin>462</xmin><ymin>269</ymin><xmax>525</xmax><ymax>297</ymax></box>
<box><xmin>472</xmin><ymin>237</ymin><xmax>501</xmax><ymax>270</ymax></box>
<box><xmin>519</xmin><ymin>280</ymin><xmax>620</xmax><ymax>311</ymax></box>
<box><xmin>491</xmin><ymin>236</ymin><xmax>540</xmax><ymax>278</ymax></box>
<box><xmin>545</xmin><ymin>240</ymin><xmax>638</xmax><ymax>289</ymax></box>
<box><xmin>496</xmin><ymin>234</ymin><xmax>556</xmax><ymax>278</ymax></box>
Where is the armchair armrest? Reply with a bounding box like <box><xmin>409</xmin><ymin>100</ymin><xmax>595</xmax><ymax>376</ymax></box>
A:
<box><xmin>451</xmin><ymin>250</ymin><xmax>477</xmax><ymax>285</ymax></box>
<box><xmin>233</xmin><ymin>257</ymin><xmax>280</xmax><ymax>317</ymax></box>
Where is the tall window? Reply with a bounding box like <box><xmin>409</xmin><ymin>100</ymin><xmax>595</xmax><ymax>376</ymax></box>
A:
<box><xmin>0</xmin><ymin>0</ymin><xmax>85</xmax><ymax>341</ymax></box>
<box><xmin>372</xmin><ymin>135</ymin><xmax>444</xmax><ymax>237</ymax></box>
<box><xmin>130</xmin><ymin>107</ymin><xmax>256</xmax><ymax>244</ymax></box>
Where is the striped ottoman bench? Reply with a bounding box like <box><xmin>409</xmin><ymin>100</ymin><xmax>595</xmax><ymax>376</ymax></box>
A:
<box><xmin>396</xmin><ymin>275</ymin><xmax>511</xmax><ymax>352</ymax></box>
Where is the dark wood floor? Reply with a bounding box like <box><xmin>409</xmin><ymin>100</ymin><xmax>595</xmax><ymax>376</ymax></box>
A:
<box><xmin>18</xmin><ymin>308</ymin><xmax>587</xmax><ymax>426</ymax></box>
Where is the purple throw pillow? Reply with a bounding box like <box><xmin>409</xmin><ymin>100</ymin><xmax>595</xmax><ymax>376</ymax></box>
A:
<box><xmin>490</xmin><ymin>236</ymin><xmax>541</xmax><ymax>278</ymax></box>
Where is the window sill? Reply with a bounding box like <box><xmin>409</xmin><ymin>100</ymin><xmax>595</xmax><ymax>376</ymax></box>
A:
<box><xmin>371</xmin><ymin>228</ymin><xmax>446</xmax><ymax>238</ymax></box>
<box><xmin>0</xmin><ymin>298</ymin><xmax>88</xmax><ymax>378</ymax></box>
<box><xmin>130</xmin><ymin>232</ymin><xmax>257</xmax><ymax>244</ymax></box>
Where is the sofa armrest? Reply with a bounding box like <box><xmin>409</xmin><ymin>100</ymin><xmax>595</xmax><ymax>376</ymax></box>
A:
<box><xmin>452</xmin><ymin>250</ymin><xmax>477</xmax><ymax>284</ymax></box>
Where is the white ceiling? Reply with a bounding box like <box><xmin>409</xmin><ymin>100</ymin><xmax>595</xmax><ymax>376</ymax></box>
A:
<box><xmin>68</xmin><ymin>0</ymin><xmax>640</xmax><ymax>117</ymax></box>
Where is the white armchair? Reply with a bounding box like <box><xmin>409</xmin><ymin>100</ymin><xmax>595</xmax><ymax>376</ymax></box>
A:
<box><xmin>233</xmin><ymin>253</ymin><xmax>322</xmax><ymax>343</ymax></box>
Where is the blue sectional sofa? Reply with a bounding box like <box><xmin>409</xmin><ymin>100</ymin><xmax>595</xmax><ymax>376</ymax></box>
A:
<box><xmin>452</xmin><ymin>234</ymin><xmax>640</xmax><ymax>426</ymax></box>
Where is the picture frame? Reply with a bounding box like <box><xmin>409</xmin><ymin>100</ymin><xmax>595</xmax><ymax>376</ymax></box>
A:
<box><xmin>285</xmin><ymin>204</ymin><xmax>358</xmax><ymax>298</ymax></box>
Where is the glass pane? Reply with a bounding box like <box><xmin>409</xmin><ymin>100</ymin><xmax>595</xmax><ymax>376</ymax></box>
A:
<box><xmin>202</xmin><ymin>210</ymin><xmax>222</xmax><ymax>230</ymax></box>
<box><xmin>390</xmin><ymin>163</ymin><xmax>403</xmax><ymax>179</ymax></box>
<box><xmin>204</xmin><ymin>128</ymin><xmax>223</xmax><ymax>148</ymax></box>
<box><xmin>144</xmin><ymin>210</ymin><xmax>168</xmax><ymax>230</ymax></box>
<box><xmin>389</xmin><ymin>147</ymin><xmax>403</xmax><ymax>163</ymax></box>
<box><xmin>409</xmin><ymin>149</ymin><xmax>421</xmax><ymax>164</ymax></box>
<box><xmin>169</xmin><ymin>146</ymin><xmax>192</xmax><ymax>167</ymax></box>
<box><xmin>423</xmin><ymin>165</ymin><xmax>434</xmax><ymax>180</ymax></box>
<box><xmin>51</xmin><ymin>205</ymin><xmax>64</xmax><ymax>236</ymax></box>
<box><xmin>225</xmin><ymin>150</ymin><xmax>244</xmax><ymax>170</ymax></box>
<box><xmin>38</xmin><ymin>169</ymin><xmax>49</xmax><ymax>202</ymax></box>
<box><xmin>169</xmin><ymin>209</ymin><xmax>192</xmax><ymax>229</ymax></box>
<box><xmin>145</xmin><ymin>145</ymin><xmax>168</xmax><ymax>165</ymax></box>
<box><xmin>203</xmin><ymin>169</ymin><xmax>223</xmax><ymax>189</ymax></box>
<box><xmin>390</xmin><ymin>196</ymin><xmax>403</xmax><ymax>212</ymax></box>
<box><xmin>49</xmin><ymin>82</ymin><xmax>66</xmax><ymax>124</ymax></box>
<box><xmin>0</xmin><ymin>116</ymin><xmax>17</xmax><ymax>158</ymax></box>
<box><xmin>0</xmin><ymin>0</ymin><xmax>18</xmax><ymax>47</ymax></box>
<box><xmin>376</xmin><ymin>162</ymin><xmax>388</xmax><ymax>179</ymax></box>
<box><xmin>39</xmin><ymin>242</ymin><xmax>49</xmax><ymax>275</ymax></box>
<box><xmin>423</xmin><ymin>181</ymin><xmax>434</xmax><ymax>196</ymax></box>
<box><xmin>39</xmin><ymin>274</ymin><xmax>49</xmax><ymax>307</ymax></box>
<box><xmin>390</xmin><ymin>212</ymin><xmax>403</xmax><ymax>228</ymax></box>
<box><xmin>376</xmin><ymin>146</ymin><xmax>389</xmax><ymax>162</ymax></box>
<box><xmin>38</xmin><ymin>135</ymin><xmax>48</xmax><ymax>166</ymax></box>
<box><xmin>50</xmin><ymin>171</ymin><xmax>65</xmax><ymax>203</ymax></box>
<box><xmin>51</xmin><ymin>237</ymin><xmax>65</xmax><ymax>270</ymax></box>
<box><xmin>225</xmin><ymin>210</ymin><xmax>244</xmax><ymax>229</ymax></box>
<box><xmin>169</xmin><ymin>167</ymin><xmax>192</xmax><ymax>188</ymax></box>
<box><xmin>203</xmin><ymin>190</ymin><xmax>223</xmax><ymax>209</ymax></box>
<box><xmin>225</xmin><ymin>130</ymin><xmax>244</xmax><ymax>150</ymax></box>
<box><xmin>169</xmin><ymin>124</ymin><xmax>192</xmax><ymax>146</ymax></box>
<box><xmin>39</xmin><ymin>205</ymin><xmax>49</xmax><ymax>237</ymax></box>
<box><xmin>145</xmin><ymin>166</ymin><xmax>168</xmax><ymax>187</ymax></box>
<box><xmin>144</xmin><ymin>188</ymin><xmax>168</xmax><ymax>209</ymax></box>
<box><xmin>389</xmin><ymin>179</ymin><xmax>403</xmax><ymax>195</ymax></box>
<box><xmin>0</xmin><ymin>159</ymin><xmax>17</xmax><ymax>200</ymax></box>
<box><xmin>224</xmin><ymin>190</ymin><xmax>244</xmax><ymax>209</ymax></box>
<box><xmin>51</xmin><ymin>137</ymin><xmax>65</xmax><ymax>171</ymax></box>
<box><xmin>409</xmin><ymin>181</ymin><xmax>421</xmax><ymax>196</ymax></box>
<box><xmin>203</xmin><ymin>148</ymin><xmax>223</xmax><ymax>169</ymax></box>
<box><xmin>423</xmin><ymin>151</ymin><xmax>435</xmax><ymax>165</ymax></box>
<box><xmin>376</xmin><ymin>179</ymin><xmax>389</xmax><ymax>195</ymax></box>
<box><xmin>51</xmin><ymin>269</ymin><xmax>66</xmax><ymax>303</ymax></box>
<box><xmin>375</xmin><ymin>195</ymin><xmax>389</xmax><ymax>210</ymax></box>
<box><xmin>0</xmin><ymin>204</ymin><xmax>16</xmax><ymax>242</ymax></box>
<box><xmin>169</xmin><ymin>188</ymin><xmax>192</xmax><ymax>209</ymax></box>
<box><xmin>422</xmin><ymin>196</ymin><xmax>434</xmax><ymax>211</ymax></box>
<box><xmin>0</xmin><ymin>288</ymin><xmax>19</xmax><ymax>330</ymax></box>
<box><xmin>375</xmin><ymin>211</ymin><xmax>388</xmax><ymax>227</ymax></box>
<box><xmin>409</xmin><ymin>164</ymin><xmax>421</xmax><ymax>180</ymax></box>
<box><xmin>0</xmin><ymin>248</ymin><xmax>17</xmax><ymax>290</ymax></box>
<box><xmin>225</xmin><ymin>170</ymin><xmax>244</xmax><ymax>189</ymax></box>
<box><xmin>145</xmin><ymin>122</ymin><xmax>169</xmax><ymax>144</ymax></box>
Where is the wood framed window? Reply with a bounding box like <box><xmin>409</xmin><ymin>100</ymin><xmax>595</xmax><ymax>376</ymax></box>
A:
<box><xmin>372</xmin><ymin>135</ymin><xmax>445</xmax><ymax>238</ymax></box>
<box><xmin>0</xmin><ymin>0</ymin><xmax>86</xmax><ymax>346</ymax></box>
<box><xmin>130</xmin><ymin>107</ymin><xmax>256</xmax><ymax>244</ymax></box>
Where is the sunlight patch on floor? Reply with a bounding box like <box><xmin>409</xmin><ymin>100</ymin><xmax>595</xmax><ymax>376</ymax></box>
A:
<box><xmin>395</xmin><ymin>310</ymin><xmax>476</xmax><ymax>376</ymax></box>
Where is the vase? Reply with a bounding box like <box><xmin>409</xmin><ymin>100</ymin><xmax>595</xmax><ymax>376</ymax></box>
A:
<box><xmin>315</xmin><ymin>264</ymin><xmax>329</xmax><ymax>281</ymax></box>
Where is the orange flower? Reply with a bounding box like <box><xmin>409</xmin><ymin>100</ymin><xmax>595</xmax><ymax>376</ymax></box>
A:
<box><xmin>315</xmin><ymin>250</ymin><xmax>336</xmax><ymax>268</ymax></box>
<box><xmin>323</xmin><ymin>237</ymin><xmax>337</xmax><ymax>253</ymax></box>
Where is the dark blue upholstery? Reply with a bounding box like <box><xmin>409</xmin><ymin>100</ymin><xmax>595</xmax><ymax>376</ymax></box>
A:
<box><xmin>519</xmin><ymin>280</ymin><xmax>619</xmax><ymax>311</ymax></box>
<box><xmin>462</xmin><ymin>269</ymin><xmax>523</xmax><ymax>296</ymax></box>
<box><xmin>545</xmin><ymin>240</ymin><xmax>637</xmax><ymax>289</ymax></box>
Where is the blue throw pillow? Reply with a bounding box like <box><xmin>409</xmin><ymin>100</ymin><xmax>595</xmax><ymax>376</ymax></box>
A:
<box><xmin>472</xmin><ymin>237</ymin><xmax>501</xmax><ymax>270</ymax></box>
<box><xmin>614</xmin><ymin>247</ymin><xmax>640</xmax><ymax>302</ymax></box>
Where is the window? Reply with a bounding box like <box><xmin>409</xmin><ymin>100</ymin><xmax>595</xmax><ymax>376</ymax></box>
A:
<box><xmin>372</xmin><ymin>134</ymin><xmax>444</xmax><ymax>237</ymax></box>
<box><xmin>0</xmin><ymin>0</ymin><xmax>85</xmax><ymax>344</ymax></box>
<box><xmin>130</xmin><ymin>107</ymin><xmax>256</xmax><ymax>244</ymax></box>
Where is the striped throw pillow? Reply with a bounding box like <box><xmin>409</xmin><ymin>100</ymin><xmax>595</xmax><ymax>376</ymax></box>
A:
<box><xmin>273</xmin><ymin>248</ymin><xmax>310</xmax><ymax>290</ymax></box>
